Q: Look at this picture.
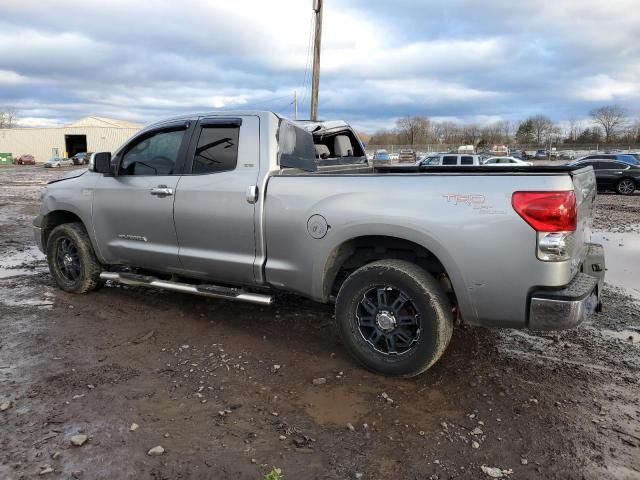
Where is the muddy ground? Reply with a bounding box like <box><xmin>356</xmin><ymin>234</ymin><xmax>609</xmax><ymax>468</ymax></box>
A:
<box><xmin>0</xmin><ymin>165</ymin><xmax>639</xmax><ymax>480</ymax></box>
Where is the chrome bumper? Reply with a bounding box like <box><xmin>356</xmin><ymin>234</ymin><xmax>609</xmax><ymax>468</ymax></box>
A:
<box><xmin>528</xmin><ymin>243</ymin><xmax>605</xmax><ymax>330</ymax></box>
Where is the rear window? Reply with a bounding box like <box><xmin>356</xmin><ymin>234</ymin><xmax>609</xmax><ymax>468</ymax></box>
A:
<box><xmin>278</xmin><ymin>120</ymin><xmax>317</xmax><ymax>172</ymax></box>
<box><xmin>442</xmin><ymin>155</ymin><xmax>458</xmax><ymax>165</ymax></box>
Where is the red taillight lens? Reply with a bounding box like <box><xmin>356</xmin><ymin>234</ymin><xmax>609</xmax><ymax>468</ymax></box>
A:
<box><xmin>512</xmin><ymin>191</ymin><xmax>577</xmax><ymax>232</ymax></box>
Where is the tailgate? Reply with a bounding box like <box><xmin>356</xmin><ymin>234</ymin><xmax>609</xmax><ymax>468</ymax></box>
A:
<box><xmin>570</xmin><ymin>167</ymin><xmax>597</xmax><ymax>272</ymax></box>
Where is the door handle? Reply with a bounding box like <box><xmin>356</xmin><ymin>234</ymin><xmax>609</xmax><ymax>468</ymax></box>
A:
<box><xmin>150</xmin><ymin>185</ymin><xmax>173</xmax><ymax>196</ymax></box>
<box><xmin>246</xmin><ymin>185</ymin><xmax>258</xmax><ymax>204</ymax></box>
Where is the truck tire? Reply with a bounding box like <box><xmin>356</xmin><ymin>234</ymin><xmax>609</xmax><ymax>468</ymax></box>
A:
<box><xmin>46</xmin><ymin>222</ymin><xmax>102</xmax><ymax>294</ymax></box>
<box><xmin>335</xmin><ymin>259</ymin><xmax>453</xmax><ymax>377</ymax></box>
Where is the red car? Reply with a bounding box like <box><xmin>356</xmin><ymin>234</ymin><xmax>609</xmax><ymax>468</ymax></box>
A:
<box><xmin>15</xmin><ymin>154</ymin><xmax>36</xmax><ymax>165</ymax></box>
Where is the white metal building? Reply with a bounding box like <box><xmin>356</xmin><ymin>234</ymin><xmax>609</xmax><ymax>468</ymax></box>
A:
<box><xmin>0</xmin><ymin>116</ymin><xmax>143</xmax><ymax>163</ymax></box>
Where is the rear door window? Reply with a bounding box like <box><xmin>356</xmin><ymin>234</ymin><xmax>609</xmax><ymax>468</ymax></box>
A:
<box><xmin>192</xmin><ymin>125</ymin><xmax>240</xmax><ymax>174</ymax></box>
<box><xmin>460</xmin><ymin>156</ymin><xmax>474</xmax><ymax>165</ymax></box>
<box><xmin>612</xmin><ymin>162</ymin><xmax>629</xmax><ymax>169</ymax></box>
<box><xmin>442</xmin><ymin>155</ymin><xmax>458</xmax><ymax>165</ymax></box>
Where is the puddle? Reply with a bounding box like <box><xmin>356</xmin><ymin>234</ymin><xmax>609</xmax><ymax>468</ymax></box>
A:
<box><xmin>0</xmin><ymin>246</ymin><xmax>47</xmax><ymax>278</ymax></box>
<box><xmin>0</xmin><ymin>283</ymin><xmax>55</xmax><ymax>309</ymax></box>
<box><xmin>591</xmin><ymin>230</ymin><xmax>640</xmax><ymax>299</ymax></box>
<box><xmin>300</xmin><ymin>387</ymin><xmax>370</xmax><ymax>425</ymax></box>
<box><xmin>600</xmin><ymin>329</ymin><xmax>640</xmax><ymax>344</ymax></box>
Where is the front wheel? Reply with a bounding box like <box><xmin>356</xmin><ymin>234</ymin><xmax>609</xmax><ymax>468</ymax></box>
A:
<box><xmin>335</xmin><ymin>260</ymin><xmax>454</xmax><ymax>377</ymax></box>
<box><xmin>616</xmin><ymin>178</ymin><xmax>636</xmax><ymax>195</ymax></box>
<box><xmin>47</xmin><ymin>222</ymin><xmax>102</xmax><ymax>293</ymax></box>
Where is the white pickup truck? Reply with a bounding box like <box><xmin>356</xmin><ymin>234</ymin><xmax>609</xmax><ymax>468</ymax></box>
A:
<box><xmin>34</xmin><ymin>111</ymin><xmax>605</xmax><ymax>377</ymax></box>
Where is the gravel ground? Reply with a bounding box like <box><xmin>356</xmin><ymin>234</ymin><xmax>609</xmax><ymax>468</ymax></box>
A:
<box><xmin>593</xmin><ymin>193</ymin><xmax>640</xmax><ymax>233</ymax></box>
<box><xmin>0</xmin><ymin>165</ymin><xmax>639</xmax><ymax>480</ymax></box>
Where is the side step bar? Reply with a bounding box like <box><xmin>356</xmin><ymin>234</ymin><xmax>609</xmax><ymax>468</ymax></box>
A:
<box><xmin>100</xmin><ymin>272</ymin><xmax>274</xmax><ymax>306</ymax></box>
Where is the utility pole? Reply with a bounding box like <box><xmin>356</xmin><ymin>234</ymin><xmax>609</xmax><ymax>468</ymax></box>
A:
<box><xmin>310</xmin><ymin>0</ymin><xmax>323</xmax><ymax>121</ymax></box>
<box><xmin>293</xmin><ymin>90</ymin><xmax>298</xmax><ymax>120</ymax></box>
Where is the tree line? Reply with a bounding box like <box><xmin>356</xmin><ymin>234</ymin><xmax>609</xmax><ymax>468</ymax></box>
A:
<box><xmin>368</xmin><ymin>105</ymin><xmax>640</xmax><ymax>147</ymax></box>
<box><xmin>0</xmin><ymin>107</ymin><xmax>17</xmax><ymax>129</ymax></box>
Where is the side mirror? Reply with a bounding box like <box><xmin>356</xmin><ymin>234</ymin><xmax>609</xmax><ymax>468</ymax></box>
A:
<box><xmin>93</xmin><ymin>152</ymin><xmax>114</xmax><ymax>175</ymax></box>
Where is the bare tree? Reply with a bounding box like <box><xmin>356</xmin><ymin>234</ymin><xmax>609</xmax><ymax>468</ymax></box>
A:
<box><xmin>482</xmin><ymin>122</ymin><xmax>503</xmax><ymax>145</ymax></box>
<box><xmin>565</xmin><ymin>118</ymin><xmax>583</xmax><ymax>143</ymax></box>
<box><xmin>462</xmin><ymin>124</ymin><xmax>482</xmax><ymax>145</ymax></box>
<box><xmin>499</xmin><ymin>120</ymin><xmax>515</xmax><ymax>144</ymax></box>
<box><xmin>0</xmin><ymin>107</ymin><xmax>18</xmax><ymax>128</ymax></box>
<box><xmin>590</xmin><ymin>105</ymin><xmax>626</xmax><ymax>143</ymax></box>
<box><xmin>529</xmin><ymin>115</ymin><xmax>555</xmax><ymax>145</ymax></box>
<box><xmin>396</xmin><ymin>116</ymin><xmax>429</xmax><ymax>146</ymax></box>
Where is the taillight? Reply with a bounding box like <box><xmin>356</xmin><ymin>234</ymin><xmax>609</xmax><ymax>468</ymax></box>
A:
<box><xmin>512</xmin><ymin>191</ymin><xmax>577</xmax><ymax>232</ymax></box>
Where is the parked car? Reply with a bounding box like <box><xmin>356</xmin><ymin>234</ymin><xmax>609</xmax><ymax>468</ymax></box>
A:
<box><xmin>389</xmin><ymin>153</ymin><xmax>399</xmax><ymax>161</ymax></box>
<box><xmin>557</xmin><ymin>150</ymin><xmax>576</xmax><ymax>160</ymax></box>
<box><xmin>71</xmin><ymin>152</ymin><xmax>93</xmax><ymax>165</ymax></box>
<box><xmin>575</xmin><ymin>154</ymin><xmax>639</xmax><ymax>166</ymax></box>
<box><xmin>44</xmin><ymin>157</ymin><xmax>73</xmax><ymax>168</ymax></box>
<box><xmin>569</xmin><ymin>158</ymin><xmax>639</xmax><ymax>195</ymax></box>
<box><xmin>533</xmin><ymin>149</ymin><xmax>548</xmax><ymax>160</ymax></box>
<box><xmin>398</xmin><ymin>149</ymin><xmax>416</xmax><ymax>163</ymax></box>
<box><xmin>510</xmin><ymin>150</ymin><xmax>525</xmax><ymax>160</ymax></box>
<box><xmin>34</xmin><ymin>111</ymin><xmax>604</xmax><ymax>377</ymax></box>
<box><xmin>372</xmin><ymin>149</ymin><xmax>391</xmax><ymax>162</ymax></box>
<box><xmin>482</xmin><ymin>156</ymin><xmax>532</xmax><ymax>166</ymax></box>
<box><xmin>534</xmin><ymin>149</ymin><xmax>562</xmax><ymax>160</ymax></box>
<box><xmin>416</xmin><ymin>153</ymin><xmax>440</xmax><ymax>165</ymax></box>
<box><xmin>457</xmin><ymin>145</ymin><xmax>475</xmax><ymax>154</ymax></box>
<box><xmin>418</xmin><ymin>153</ymin><xmax>483</xmax><ymax>166</ymax></box>
<box><xmin>15</xmin><ymin>154</ymin><xmax>36</xmax><ymax>165</ymax></box>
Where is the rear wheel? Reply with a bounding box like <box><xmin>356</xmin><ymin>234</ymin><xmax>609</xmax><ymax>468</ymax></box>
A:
<box><xmin>335</xmin><ymin>260</ymin><xmax>454</xmax><ymax>377</ymax></box>
<box><xmin>47</xmin><ymin>222</ymin><xmax>102</xmax><ymax>293</ymax></box>
<box><xmin>616</xmin><ymin>178</ymin><xmax>636</xmax><ymax>195</ymax></box>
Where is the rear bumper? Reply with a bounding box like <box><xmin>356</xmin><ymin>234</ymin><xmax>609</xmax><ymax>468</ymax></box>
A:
<box><xmin>528</xmin><ymin>243</ymin><xmax>605</xmax><ymax>330</ymax></box>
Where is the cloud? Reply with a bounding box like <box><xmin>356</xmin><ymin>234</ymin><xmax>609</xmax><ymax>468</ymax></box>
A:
<box><xmin>572</xmin><ymin>75</ymin><xmax>639</xmax><ymax>102</ymax></box>
<box><xmin>0</xmin><ymin>0</ymin><xmax>638</xmax><ymax>132</ymax></box>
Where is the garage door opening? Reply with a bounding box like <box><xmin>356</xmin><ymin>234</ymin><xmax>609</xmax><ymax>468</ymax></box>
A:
<box><xmin>65</xmin><ymin>135</ymin><xmax>87</xmax><ymax>158</ymax></box>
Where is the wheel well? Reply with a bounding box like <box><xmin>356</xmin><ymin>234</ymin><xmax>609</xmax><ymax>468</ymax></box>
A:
<box><xmin>41</xmin><ymin>211</ymin><xmax>84</xmax><ymax>249</ymax></box>
<box><xmin>324</xmin><ymin>236</ymin><xmax>456</xmax><ymax>304</ymax></box>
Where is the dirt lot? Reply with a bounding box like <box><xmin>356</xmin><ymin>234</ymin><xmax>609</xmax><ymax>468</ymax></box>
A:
<box><xmin>1</xmin><ymin>165</ymin><xmax>639</xmax><ymax>480</ymax></box>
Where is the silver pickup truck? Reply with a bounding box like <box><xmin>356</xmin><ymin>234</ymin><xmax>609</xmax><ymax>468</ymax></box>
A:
<box><xmin>34</xmin><ymin>111</ymin><xmax>605</xmax><ymax>377</ymax></box>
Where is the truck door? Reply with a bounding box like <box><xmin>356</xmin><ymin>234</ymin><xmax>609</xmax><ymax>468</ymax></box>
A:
<box><xmin>173</xmin><ymin>116</ymin><xmax>260</xmax><ymax>285</ymax></box>
<box><xmin>92</xmin><ymin>121</ymin><xmax>193</xmax><ymax>272</ymax></box>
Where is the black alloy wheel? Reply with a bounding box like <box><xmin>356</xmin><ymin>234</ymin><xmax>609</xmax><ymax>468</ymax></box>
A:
<box><xmin>55</xmin><ymin>237</ymin><xmax>81</xmax><ymax>282</ymax></box>
<box><xmin>356</xmin><ymin>286</ymin><xmax>421</xmax><ymax>355</ymax></box>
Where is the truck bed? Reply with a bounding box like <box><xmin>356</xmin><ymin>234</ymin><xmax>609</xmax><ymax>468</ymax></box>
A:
<box><xmin>278</xmin><ymin>163</ymin><xmax>591</xmax><ymax>176</ymax></box>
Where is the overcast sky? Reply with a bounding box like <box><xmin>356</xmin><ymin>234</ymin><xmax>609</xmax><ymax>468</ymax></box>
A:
<box><xmin>1</xmin><ymin>0</ymin><xmax>639</xmax><ymax>131</ymax></box>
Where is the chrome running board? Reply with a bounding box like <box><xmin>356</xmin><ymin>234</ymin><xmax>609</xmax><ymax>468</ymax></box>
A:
<box><xmin>100</xmin><ymin>272</ymin><xmax>274</xmax><ymax>306</ymax></box>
